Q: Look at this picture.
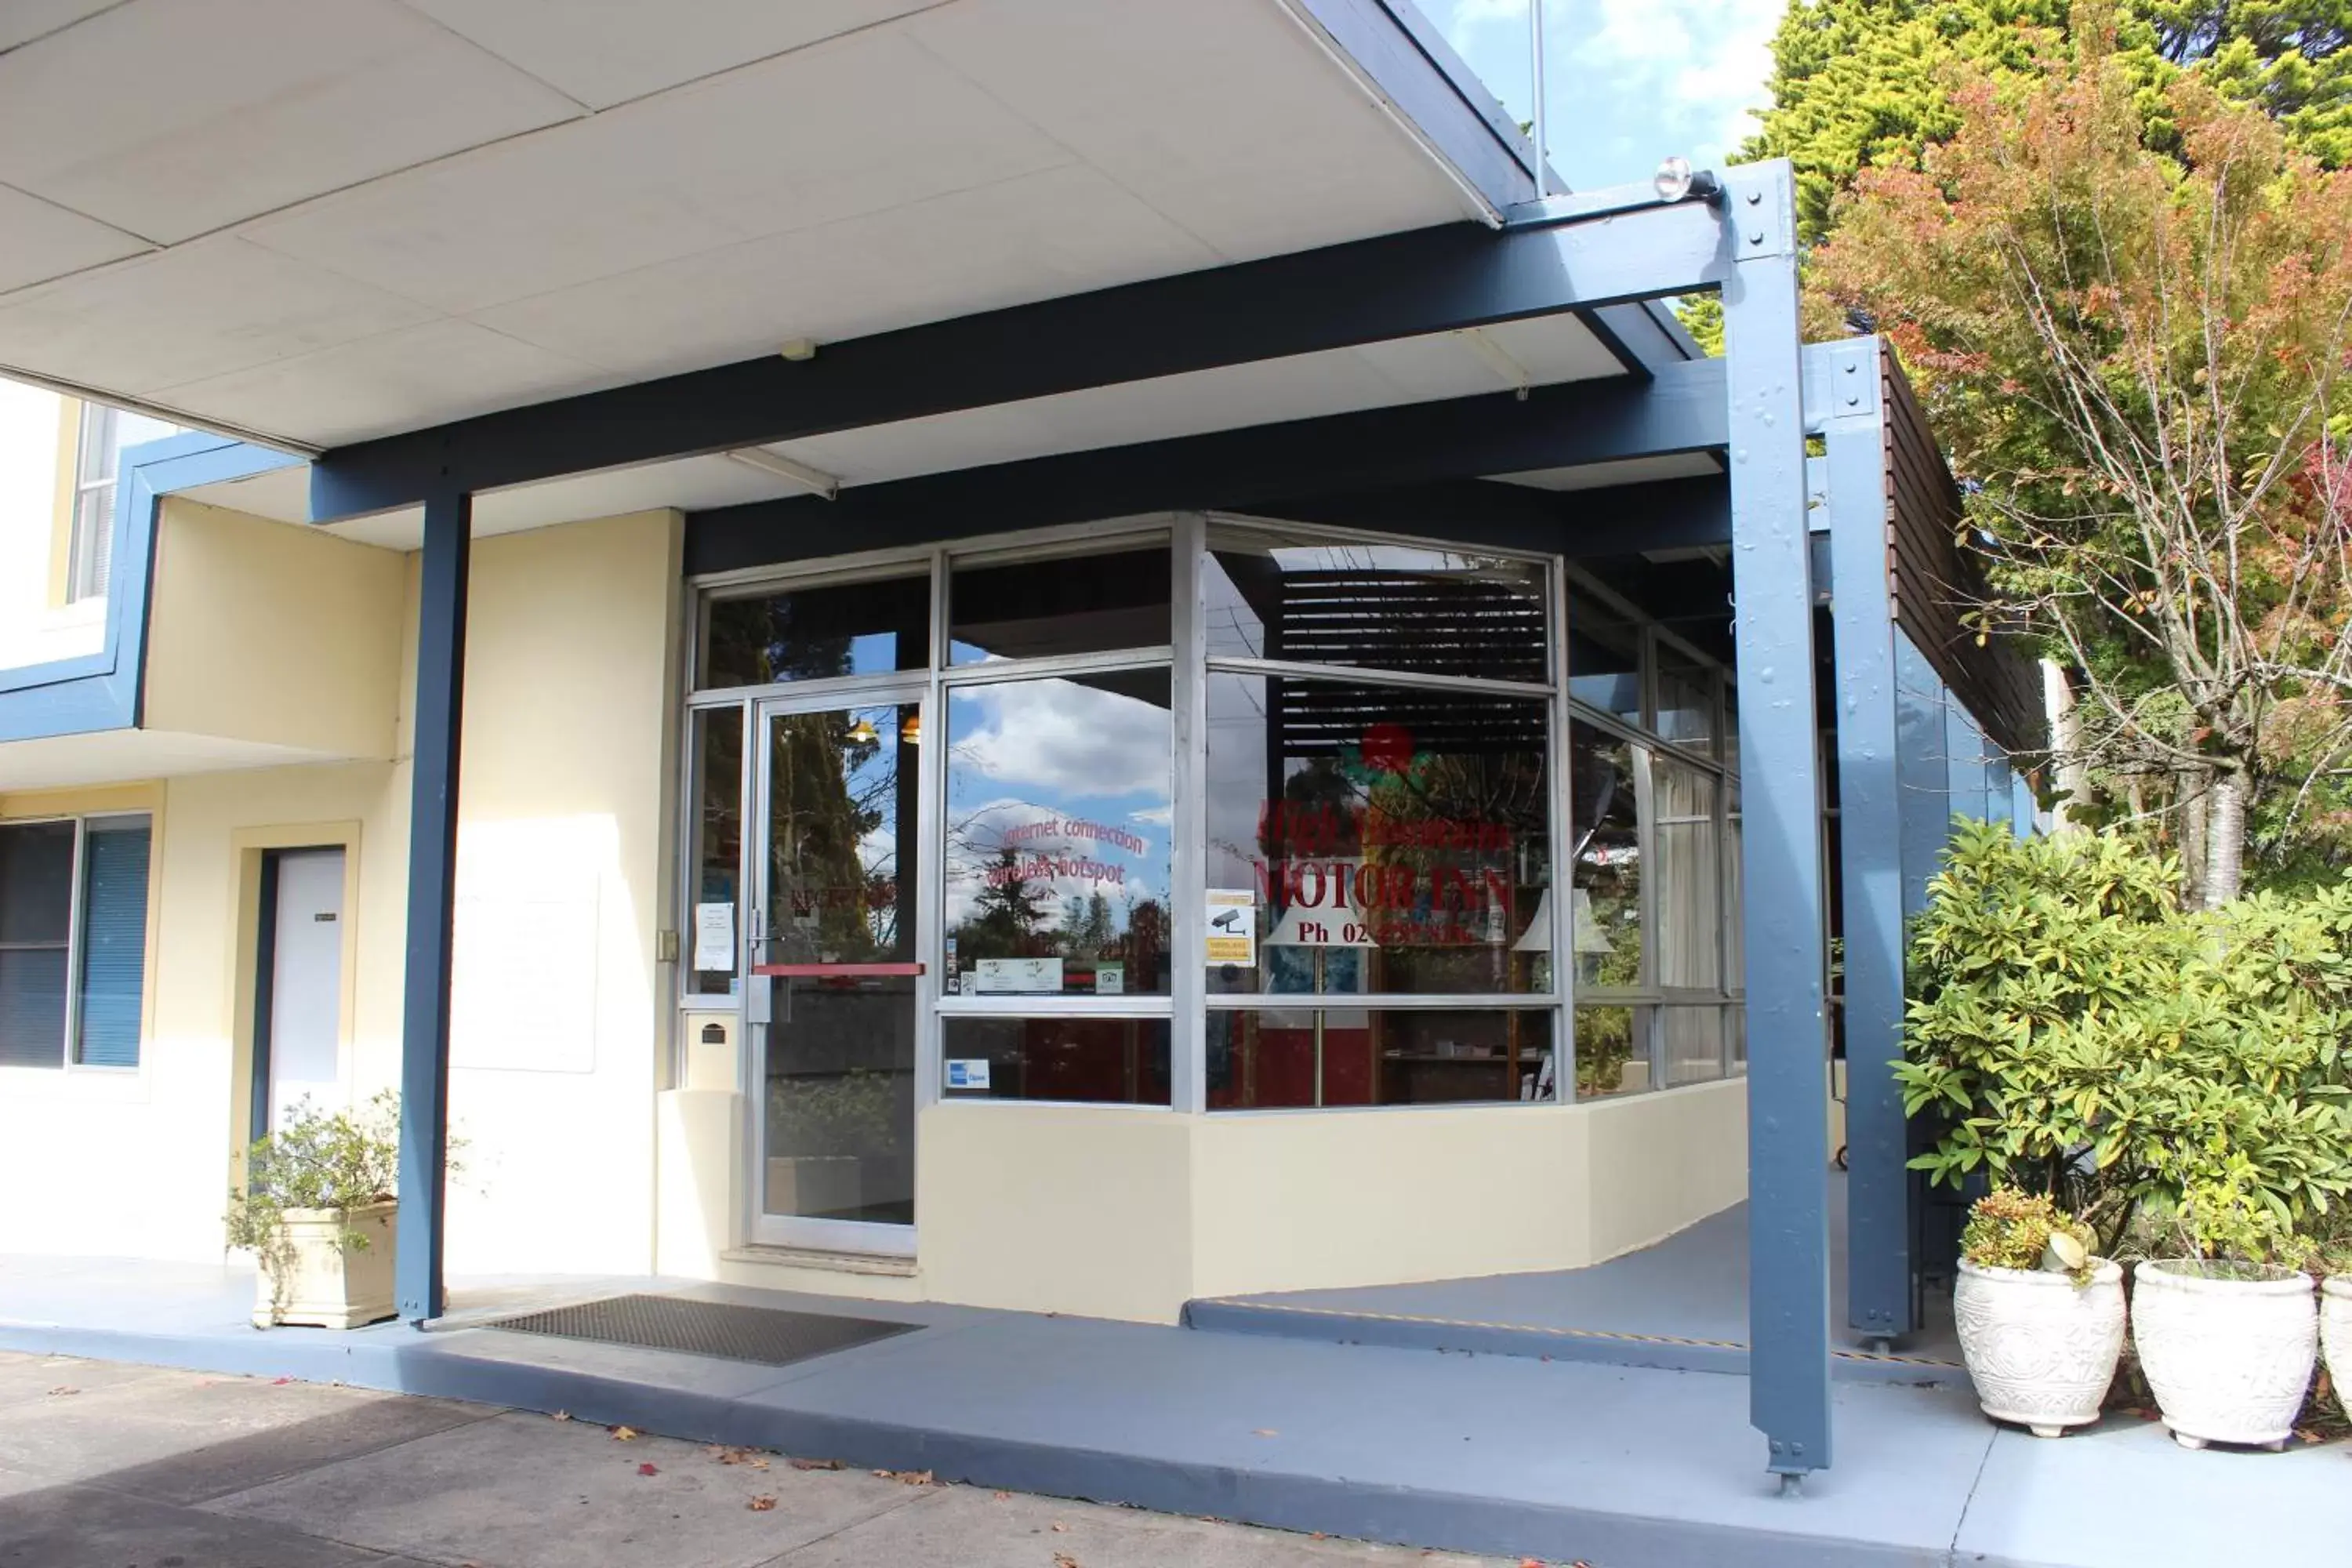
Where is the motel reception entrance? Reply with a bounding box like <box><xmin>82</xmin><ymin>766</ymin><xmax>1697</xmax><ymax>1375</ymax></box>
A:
<box><xmin>667</xmin><ymin>511</ymin><xmax>1755</xmax><ymax>1319</ymax></box>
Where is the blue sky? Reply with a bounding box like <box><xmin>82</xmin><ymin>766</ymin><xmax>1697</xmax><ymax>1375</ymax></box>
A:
<box><xmin>1425</xmin><ymin>0</ymin><xmax>1784</xmax><ymax>192</ymax></box>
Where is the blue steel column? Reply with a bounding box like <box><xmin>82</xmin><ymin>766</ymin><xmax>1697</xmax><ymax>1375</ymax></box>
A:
<box><xmin>397</xmin><ymin>488</ymin><xmax>470</xmax><ymax>1323</ymax></box>
<box><xmin>1720</xmin><ymin>159</ymin><xmax>1833</xmax><ymax>1482</ymax></box>
<box><xmin>1823</xmin><ymin>339</ymin><xmax>1913</xmax><ymax>1345</ymax></box>
<box><xmin>1894</xmin><ymin>635</ymin><xmax>1949</xmax><ymax>917</ymax></box>
<box><xmin>1946</xmin><ymin>705</ymin><xmax>1987</xmax><ymax>822</ymax></box>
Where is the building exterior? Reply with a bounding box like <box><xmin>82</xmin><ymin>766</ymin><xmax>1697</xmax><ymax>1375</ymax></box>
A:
<box><xmin>0</xmin><ymin>0</ymin><xmax>2038</xmax><ymax>1479</ymax></box>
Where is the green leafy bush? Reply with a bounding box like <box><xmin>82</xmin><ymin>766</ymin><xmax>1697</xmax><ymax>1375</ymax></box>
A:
<box><xmin>1899</xmin><ymin>821</ymin><xmax>2352</xmax><ymax>1260</ymax></box>
<box><xmin>1962</xmin><ymin>1187</ymin><xmax>2096</xmax><ymax>1283</ymax></box>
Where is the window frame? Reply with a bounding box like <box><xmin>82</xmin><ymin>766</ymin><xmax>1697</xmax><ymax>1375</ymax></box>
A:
<box><xmin>0</xmin><ymin>810</ymin><xmax>153</xmax><ymax>1075</ymax></box>
<box><xmin>681</xmin><ymin>512</ymin><xmax>1745</xmax><ymax>1117</ymax></box>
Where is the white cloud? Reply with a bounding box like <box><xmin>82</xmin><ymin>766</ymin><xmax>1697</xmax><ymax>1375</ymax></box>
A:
<box><xmin>948</xmin><ymin>678</ymin><xmax>1171</xmax><ymax>801</ymax></box>
<box><xmin>1434</xmin><ymin>0</ymin><xmax>1780</xmax><ymax>174</ymax></box>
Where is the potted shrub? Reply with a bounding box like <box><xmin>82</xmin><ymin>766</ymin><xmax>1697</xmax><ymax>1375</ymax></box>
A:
<box><xmin>227</xmin><ymin>1092</ymin><xmax>401</xmax><ymax>1329</ymax></box>
<box><xmin>1951</xmin><ymin>1188</ymin><xmax>2124</xmax><ymax>1437</ymax></box>
<box><xmin>2132</xmin><ymin>1166</ymin><xmax>2318</xmax><ymax>1451</ymax></box>
<box><xmin>2322</xmin><ymin>1270</ymin><xmax>2351</xmax><ymax>1417</ymax></box>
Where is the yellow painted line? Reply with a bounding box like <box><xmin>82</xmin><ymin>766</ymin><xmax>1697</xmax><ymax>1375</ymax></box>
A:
<box><xmin>1196</xmin><ymin>1299</ymin><xmax>1964</xmax><ymax>1370</ymax></box>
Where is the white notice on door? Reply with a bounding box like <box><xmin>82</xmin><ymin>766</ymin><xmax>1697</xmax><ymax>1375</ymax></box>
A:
<box><xmin>974</xmin><ymin>956</ymin><xmax>1062</xmax><ymax>993</ymax></box>
<box><xmin>692</xmin><ymin>902</ymin><xmax>735</xmax><ymax>972</ymax></box>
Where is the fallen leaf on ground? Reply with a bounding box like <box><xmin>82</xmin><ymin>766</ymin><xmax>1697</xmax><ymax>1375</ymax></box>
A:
<box><xmin>1051</xmin><ymin>1521</ymin><xmax>1070</xmax><ymax>1533</ymax></box>
<box><xmin>636</xmin><ymin>1462</ymin><xmax>659</xmax><ymax>1477</ymax></box>
<box><xmin>749</xmin><ymin>1456</ymin><xmax>769</xmax><ymax>1470</ymax></box>
<box><xmin>550</xmin><ymin>1410</ymin><xmax>572</xmax><ymax>1421</ymax></box>
<box><xmin>993</xmin><ymin>1490</ymin><xmax>1012</xmax><ymax>1501</ymax></box>
<box><xmin>45</xmin><ymin>1387</ymin><xmax>77</xmax><ymax>1396</ymax></box>
<box><xmin>611</xmin><ymin>1425</ymin><xmax>640</xmax><ymax>1442</ymax></box>
<box><xmin>869</xmin><ymin>1468</ymin><xmax>935</xmax><ymax>1486</ymax></box>
<box><xmin>747</xmin><ymin>1495</ymin><xmax>777</xmax><ymax>1512</ymax></box>
<box><xmin>1053</xmin><ymin>1555</ymin><xmax>1080</xmax><ymax>1568</ymax></box>
<box><xmin>789</xmin><ymin>1457</ymin><xmax>843</xmax><ymax>1472</ymax></box>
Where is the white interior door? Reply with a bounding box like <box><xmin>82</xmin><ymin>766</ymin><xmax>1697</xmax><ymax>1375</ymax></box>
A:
<box><xmin>267</xmin><ymin>848</ymin><xmax>346</xmax><ymax>1128</ymax></box>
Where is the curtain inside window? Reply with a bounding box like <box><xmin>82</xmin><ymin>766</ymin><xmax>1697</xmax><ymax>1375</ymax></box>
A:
<box><xmin>1653</xmin><ymin>760</ymin><xmax>1719</xmax><ymax>990</ymax></box>
<box><xmin>74</xmin><ymin>817</ymin><xmax>150</xmax><ymax>1067</ymax></box>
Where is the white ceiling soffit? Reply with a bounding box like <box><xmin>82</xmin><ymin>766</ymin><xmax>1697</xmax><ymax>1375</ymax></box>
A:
<box><xmin>0</xmin><ymin>727</ymin><xmax>344</xmax><ymax>791</ymax></box>
<box><xmin>0</xmin><ymin>0</ymin><xmax>1489</xmax><ymax>450</ymax></box>
<box><xmin>174</xmin><ymin>316</ymin><xmax>1628</xmax><ymax>549</ymax></box>
<box><xmin>1490</xmin><ymin>453</ymin><xmax>1726</xmax><ymax>492</ymax></box>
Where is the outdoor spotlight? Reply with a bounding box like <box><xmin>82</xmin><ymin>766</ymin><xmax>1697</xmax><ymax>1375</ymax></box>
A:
<box><xmin>1653</xmin><ymin>155</ymin><xmax>1722</xmax><ymax>205</ymax></box>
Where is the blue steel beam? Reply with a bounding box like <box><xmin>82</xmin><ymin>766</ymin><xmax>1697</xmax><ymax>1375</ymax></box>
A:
<box><xmin>1719</xmin><ymin>161</ymin><xmax>1833</xmax><ymax>1483</ymax></box>
<box><xmin>1821</xmin><ymin>338</ymin><xmax>1914</xmax><ymax>1344</ymax></box>
<box><xmin>396</xmin><ymin>488</ymin><xmax>471</xmax><ymax>1324</ymax></box>
<box><xmin>312</xmin><ymin>183</ymin><xmax>1734</xmax><ymax>521</ymax></box>
<box><xmin>685</xmin><ymin>362</ymin><xmax>1729</xmax><ymax>576</ymax></box>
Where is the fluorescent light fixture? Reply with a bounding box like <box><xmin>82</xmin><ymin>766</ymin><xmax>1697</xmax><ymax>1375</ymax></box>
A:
<box><xmin>725</xmin><ymin>447</ymin><xmax>840</xmax><ymax>501</ymax></box>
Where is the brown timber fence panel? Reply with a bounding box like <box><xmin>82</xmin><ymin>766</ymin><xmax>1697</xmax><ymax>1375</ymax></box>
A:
<box><xmin>1882</xmin><ymin>359</ymin><xmax>2047</xmax><ymax>760</ymax></box>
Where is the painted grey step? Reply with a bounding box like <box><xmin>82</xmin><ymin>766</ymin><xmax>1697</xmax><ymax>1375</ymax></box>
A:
<box><xmin>1181</xmin><ymin>1295</ymin><xmax>1966</xmax><ymax>1388</ymax></box>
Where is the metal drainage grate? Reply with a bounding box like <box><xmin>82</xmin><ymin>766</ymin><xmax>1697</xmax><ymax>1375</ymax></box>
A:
<box><xmin>485</xmin><ymin>1294</ymin><xmax>917</xmax><ymax>1368</ymax></box>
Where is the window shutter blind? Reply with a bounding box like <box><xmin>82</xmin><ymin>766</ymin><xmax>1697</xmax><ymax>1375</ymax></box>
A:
<box><xmin>74</xmin><ymin>818</ymin><xmax>151</xmax><ymax>1067</ymax></box>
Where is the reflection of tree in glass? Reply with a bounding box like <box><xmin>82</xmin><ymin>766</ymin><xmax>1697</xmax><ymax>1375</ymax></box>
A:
<box><xmin>1061</xmin><ymin>891</ymin><xmax>1116</xmax><ymax>960</ymax></box>
<box><xmin>1575</xmin><ymin>1008</ymin><xmax>1636</xmax><ymax>1097</ymax></box>
<box><xmin>710</xmin><ymin>596</ymin><xmax>855</xmax><ymax>685</ymax></box>
<box><xmin>958</xmin><ymin>845</ymin><xmax>1050</xmax><ymax>958</ymax></box>
<box><xmin>1573</xmin><ymin>729</ymin><xmax>1643</xmax><ymax>989</ymax></box>
<box><xmin>770</xmin><ymin>711</ymin><xmax>893</xmax><ymax>959</ymax></box>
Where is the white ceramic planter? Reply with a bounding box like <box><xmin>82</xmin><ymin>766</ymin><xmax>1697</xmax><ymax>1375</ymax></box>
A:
<box><xmin>1953</xmin><ymin>1258</ymin><xmax>2126</xmax><ymax>1436</ymax></box>
<box><xmin>2322</xmin><ymin>1276</ymin><xmax>2352</xmax><ymax>1413</ymax></box>
<box><xmin>252</xmin><ymin>1201</ymin><xmax>397</xmax><ymax>1329</ymax></box>
<box><xmin>2132</xmin><ymin>1260</ymin><xmax>2316</xmax><ymax>1450</ymax></box>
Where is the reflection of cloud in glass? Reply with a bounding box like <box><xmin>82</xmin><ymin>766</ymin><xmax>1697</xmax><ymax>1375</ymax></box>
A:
<box><xmin>942</xmin><ymin>796</ymin><xmax>1166</xmax><ymax>929</ymax></box>
<box><xmin>950</xmin><ymin>681</ymin><xmax>1168</xmax><ymax>799</ymax></box>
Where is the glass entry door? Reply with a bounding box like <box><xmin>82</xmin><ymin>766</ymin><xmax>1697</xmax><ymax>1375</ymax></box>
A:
<box><xmin>749</xmin><ymin>691</ymin><xmax>924</xmax><ymax>1251</ymax></box>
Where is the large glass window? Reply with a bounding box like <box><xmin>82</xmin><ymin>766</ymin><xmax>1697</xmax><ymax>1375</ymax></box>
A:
<box><xmin>686</xmin><ymin>518</ymin><xmax>1747</xmax><ymax>1124</ymax></box>
<box><xmin>942</xmin><ymin>670</ymin><xmax>1173</xmax><ymax>997</ymax></box>
<box><xmin>942</xmin><ymin>1017</ymin><xmax>1171</xmax><ymax>1105</ymax></box>
<box><xmin>949</xmin><ymin>544</ymin><xmax>1170</xmax><ymax>665</ymax></box>
<box><xmin>68</xmin><ymin>404</ymin><xmax>180</xmax><ymax>602</ymax></box>
<box><xmin>1203</xmin><ymin>526</ymin><xmax>1548</xmax><ymax>681</ymax></box>
<box><xmin>1653</xmin><ymin>758</ymin><xmax>1720</xmax><ymax>992</ymax></box>
<box><xmin>702</xmin><ymin>573</ymin><xmax>927</xmax><ymax>688</ymax></box>
<box><xmin>688</xmin><ymin>706</ymin><xmax>744</xmax><ymax>996</ymax></box>
<box><xmin>1210</xmin><ymin>1007</ymin><xmax>1555</xmax><ymax>1109</ymax></box>
<box><xmin>1568</xmin><ymin>722</ymin><xmax>1642</xmax><ymax>993</ymax></box>
<box><xmin>1205</xmin><ymin>673</ymin><xmax>1549</xmax><ymax>997</ymax></box>
<box><xmin>0</xmin><ymin>815</ymin><xmax>151</xmax><ymax>1069</ymax></box>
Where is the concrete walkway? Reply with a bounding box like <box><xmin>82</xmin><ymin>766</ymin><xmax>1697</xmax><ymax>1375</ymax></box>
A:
<box><xmin>0</xmin><ymin>1350</ymin><xmax>1494</xmax><ymax>1567</ymax></box>
<box><xmin>5</xmin><ymin>1258</ymin><xmax>2350</xmax><ymax>1568</ymax></box>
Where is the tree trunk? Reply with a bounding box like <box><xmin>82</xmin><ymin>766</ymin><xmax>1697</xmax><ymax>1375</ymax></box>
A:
<box><xmin>2177</xmin><ymin>768</ymin><xmax>2209</xmax><ymax>910</ymax></box>
<box><xmin>2201</xmin><ymin>772</ymin><xmax>2247</xmax><ymax>909</ymax></box>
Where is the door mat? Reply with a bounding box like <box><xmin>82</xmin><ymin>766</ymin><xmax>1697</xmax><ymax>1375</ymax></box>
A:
<box><xmin>484</xmin><ymin>1294</ymin><xmax>917</xmax><ymax>1367</ymax></box>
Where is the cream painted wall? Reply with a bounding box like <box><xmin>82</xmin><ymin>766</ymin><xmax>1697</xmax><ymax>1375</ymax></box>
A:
<box><xmin>0</xmin><ymin>506</ymin><xmax>684</xmax><ymax>1280</ymax></box>
<box><xmin>1189</xmin><ymin>1105</ymin><xmax>1589</xmax><ymax>1301</ymax></box>
<box><xmin>437</xmin><ymin>509</ymin><xmax>684</xmax><ymax>1277</ymax></box>
<box><xmin>143</xmin><ymin>499</ymin><xmax>408</xmax><ymax>760</ymax></box>
<box><xmin>1580</xmin><ymin>1079</ymin><xmax>1750</xmax><ymax>1265</ymax></box>
<box><xmin>916</xmin><ymin>1104</ymin><xmax>1197</xmax><ymax>1322</ymax></box>
<box><xmin>0</xmin><ymin>764</ymin><xmax>405</xmax><ymax>1260</ymax></box>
